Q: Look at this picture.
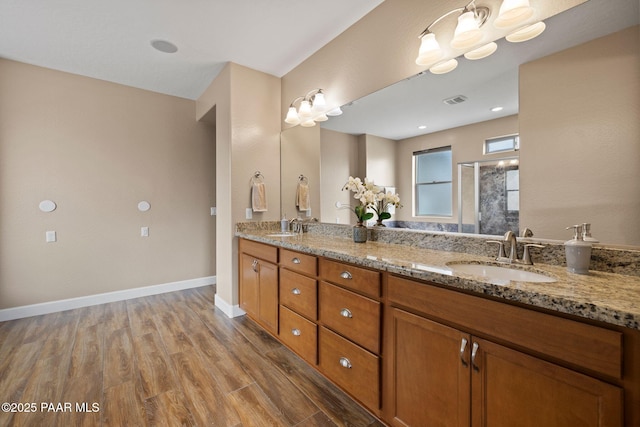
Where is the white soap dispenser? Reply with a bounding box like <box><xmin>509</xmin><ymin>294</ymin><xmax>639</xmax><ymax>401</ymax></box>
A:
<box><xmin>565</xmin><ymin>224</ymin><xmax>592</xmax><ymax>274</ymax></box>
<box><xmin>281</xmin><ymin>213</ymin><xmax>288</xmax><ymax>233</ymax></box>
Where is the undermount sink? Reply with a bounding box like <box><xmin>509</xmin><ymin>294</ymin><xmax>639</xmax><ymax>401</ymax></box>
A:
<box><xmin>266</xmin><ymin>232</ymin><xmax>296</xmax><ymax>237</ymax></box>
<box><xmin>447</xmin><ymin>262</ymin><xmax>556</xmax><ymax>284</ymax></box>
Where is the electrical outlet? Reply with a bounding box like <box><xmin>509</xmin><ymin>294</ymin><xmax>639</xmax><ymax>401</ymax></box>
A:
<box><xmin>141</xmin><ymin>227</ymin><xmax>149</xmax><ymax>237</ymax></box>
<box><xmin>46</xmin><ymin>231</ymin><xmax>56</xmax><ymax>243</ymax></box>
<box><xmin>210</xmin><ymin>207</ymin><xmax>217</xmax><ymax>216</ymax></box>
<box><xmin>246</xmin><ymin>208</ymin><xmax>253</xmax><ymax>219</ymax></box>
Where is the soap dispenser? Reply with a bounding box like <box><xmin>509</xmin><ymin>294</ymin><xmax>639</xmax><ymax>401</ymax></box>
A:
<box><xmin>281</xmin><ymin>213</ymin><xmax>288</xmax><ymax>233</ymax></box>
<box><xmin>582</xmin><ymin>223</ymin><xmax>599</xmax><ymax>243</ymax></box>
<box><xmin>565</xmin><ymin>224</ymin><xmax>592</xmax><ymax>274</ymax></box>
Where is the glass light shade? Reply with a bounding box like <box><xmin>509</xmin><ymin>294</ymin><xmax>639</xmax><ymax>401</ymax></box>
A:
<box><xmin>416</xmin><ymin>33</ymin><xmax>444</xmax><ymax>66</ymax></box>
<box><xmin>284</xmin><ymin>106</ymin><xmax>300</xmax><ymax>125</ymax></box>
<box><xmin>506</xmin><ymin>21</ymin><xmax>546</xmax><ymax>42</ymax></box>
<box><xmin>494</xmin><ymin>0</ymin><xmax>534</xmax><ymax>29</ymax></box>
<box><xmin>464</xmin><ymin>42</ymin><xmax>498</xmax><ymax>60</ymax></box>
<box><xmin>326</xmin><ymin>107</ymin><xmax>343</xmax><ymax>116</ymax></box>
<box><xmin>429</xmin><ymin>58</ymin><xmax>458</xmax><ymax>75</ymax></box>
<box><xmin>313</xmin><ymin>113</ymin><xmax>328</xmax><ymax>122</ymax></box>
<box><xmin>298</xmin><ymin>100</ymin><xmax>312</xmax><ymax>118</ymax></box>
<box><xmin>312</xmin><ymin>91</ymin><xmax>326</xmax><ymax>110</ymax></box>
<box><xmin>450</xmin><ymin>11</ymin><xmax>483</xmax><ymax>50</ymax></box>
<box><xmin>300</xmin><ymin>119</ymin><xmax>316</xmax><ymax>127</ymax></box>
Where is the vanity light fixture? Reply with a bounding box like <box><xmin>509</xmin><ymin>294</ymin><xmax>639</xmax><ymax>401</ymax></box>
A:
<box><xmin>285</xmin><ymin>89</ymin><xmax>341</xmax><ymax>127</ymax></box>
<box><xmin>415</xmin><ymin>0</ymin><xmax>545</xmax><ymax>74</ymax></box>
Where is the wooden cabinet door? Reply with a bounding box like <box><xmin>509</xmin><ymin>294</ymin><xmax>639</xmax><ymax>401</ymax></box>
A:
<box><xmin>386</xmin><ymin>308</ymin><xmax>470</xmax><ymax>427</ymax></box>
<box><xmin>258</xmin><ymin>260</ymin><xmax>278</xmax><ymax>335</ymax></box>
<box><xmin>471</xmin><ymin>337</ymin><xmax>623</xmax><ymax>427</ymax></box>
<box><xmin>240</xmin><ymin>253</ymin><xmax>259</xmax><ymax>318</ymax></box>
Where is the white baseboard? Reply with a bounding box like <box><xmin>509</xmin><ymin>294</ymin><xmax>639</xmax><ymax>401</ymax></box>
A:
<box><xmin>0</xmin><ymin>276</ymin><xmax>216</xmax><ymax>322</ymax></box>
<box><xmin>214</xmin><ymin>294</ymin><xmax>246</xmax><ymax>318</ymax></box>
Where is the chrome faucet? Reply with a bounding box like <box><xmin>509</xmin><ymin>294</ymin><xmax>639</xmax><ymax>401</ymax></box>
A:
<box><xmin>504</xmin><ymin>231</ymin><xmax>518</xmax><ymax>263</ymax></box>
<box><xmin>487</xmin><ymin>230</ymin><xmax>544</xmax><ymax>265</ymax></box>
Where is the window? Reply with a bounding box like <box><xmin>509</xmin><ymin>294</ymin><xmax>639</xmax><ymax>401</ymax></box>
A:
<box><xmin>484</xmin><ymin>134</ymin><xmax>519</xmax><ymax>155</ymax></box>
<box><xmin>414</xmin><ymin>146</ymin><xmax>452</xmax><ymax>216</ymax></box>
<box><xmin>506</xmin><ymin>169</ymin><xmax>519</xmax><ymax>211</ymax></box>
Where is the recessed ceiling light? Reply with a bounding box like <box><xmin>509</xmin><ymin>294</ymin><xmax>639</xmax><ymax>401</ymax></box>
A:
<box><xmin>418</xmin><ymin>125</ymin><xmax>427</xmax><ymax>130</ymax></box>
<box><xmin>491</xmin><ymin>106</ymin><xmax>504</xmax><ymax>112</ymax></box>
<box><xmin>151</xmin><ymin>39</ymin><xmax>178</xmax><ymax>54</ymax></box>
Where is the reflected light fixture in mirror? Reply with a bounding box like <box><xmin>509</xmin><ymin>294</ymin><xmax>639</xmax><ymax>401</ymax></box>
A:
<box><xmin>415</xmin><ymin>0</ymin><xmax>545</xmax><ymax>74</ymax></box>
<box><xmin>285</xmin><ymin>88</ymin><xmax>341</xmax><ymax>127</ymax></box>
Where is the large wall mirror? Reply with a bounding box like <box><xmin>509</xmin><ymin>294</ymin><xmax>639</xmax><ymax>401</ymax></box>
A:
<box><xmin>280</xmin><ymin>0</ymin><xmax>639</xmax><ymax>246</ymax></box>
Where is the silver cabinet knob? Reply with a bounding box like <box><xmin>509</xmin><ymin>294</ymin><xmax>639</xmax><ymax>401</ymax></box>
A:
<box><xmin>291</xmin><ymin>288</ymin><xmax>301</xmax><ymax>295</ymax></box>
<box><xmin>340</xmin><ymin>271</ymin><xmax>353</xmax><ymax>280</ymax></box>
<box><xmin>340</xmin><ymin>308</ymin><xmax>353</xmax><ymax>318</ymax></box>
<box><xmin>339</xmin><ymin>357</ymin><xmax>352</xmax><ymax>369</ymax></box>
<box><xmin>292</xmin><ymin>257</ymin><xmax>301</xmax><ymax>264</ymax></box>
<box><xmin>291</xmin><ymin>328</ymin><xmax>301</xmax><ymax>336</ymax></box>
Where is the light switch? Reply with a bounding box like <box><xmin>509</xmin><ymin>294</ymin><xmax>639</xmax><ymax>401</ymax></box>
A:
<box><xmin>246</xmin><ymin>208</ymin><xmax>253</xmax><ymax>219</ymax></box>
<box><xmin>46</xmin><ymin>231</ymin><xmax>56</xmax><ymax>242</ymax></box>
<box><xmin>141</xmin><ymin>227</ymin><xmax>149</xmax><ymax>237</ymax></box>
<box><xmin>210</xmin><ymin>207</ymin><xmax>217</xmax><ymax>216</ymax></box>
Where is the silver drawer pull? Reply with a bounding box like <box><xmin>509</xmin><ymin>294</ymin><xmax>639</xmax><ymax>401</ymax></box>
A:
<box><xmin>292</xmin><ymin>257</ymin><xmax>301</xmax><ymax>264</ymax></box>
<box><xmin>251</xmin><ymin>259</ymin><xmax>258</xmax><ymax>272</ymax></box>
<box><xmin>339</xmin><ymin>357</ymin><xmax>352</xmax><ymax>369</ymax></box>
<box><xmin>291</xmin><ymin>328</ymin><xmax>301</xmax><ymax>336</ymax></box>
<box><xmin>459</xmin><ymin>338</ymin><xmax>469</xmax><ymax>367</ymax></box>
<box><xmin>471</xmin><ymin>342</ymin><xmax>480</xmax><ymax>372</ymax></box>
<box><xmin>291</xmin><ymin>288</ymin><xmax>301</xmax><ymax>295</ymax></box>
<box><xmin>340</xmin><ymin>271</ymin><xmax>353</xmax><ymax>280</ymax></box>
<box><xmin>340</xmin><ymin>308</ymin><xmax>353</xmax><ymax>318</ymax></box>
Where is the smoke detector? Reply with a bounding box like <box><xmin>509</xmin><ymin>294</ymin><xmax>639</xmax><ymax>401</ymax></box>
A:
<box><xmin>443</xmin><ymin>95</ymin><xmax>468</xmax><ymax>105</ymax></box>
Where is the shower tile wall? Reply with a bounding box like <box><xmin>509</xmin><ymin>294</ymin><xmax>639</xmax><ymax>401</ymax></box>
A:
<box><xmin>479</xmin><ymin>165</ymin><xmax>519</xmax><ymax>235</ymax></box>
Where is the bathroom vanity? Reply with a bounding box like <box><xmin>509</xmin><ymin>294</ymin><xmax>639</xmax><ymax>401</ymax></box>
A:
<box><xmin>237</xmin><ymin>226</ymin><xmax>640</xmax><ymax>427</ymax></box>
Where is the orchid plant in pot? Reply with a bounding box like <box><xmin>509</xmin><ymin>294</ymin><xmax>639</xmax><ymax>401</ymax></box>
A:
<box><xmin>342</xmin><ymin>176</ymin><xmax>377</xmax><ymax>242</ymax></box>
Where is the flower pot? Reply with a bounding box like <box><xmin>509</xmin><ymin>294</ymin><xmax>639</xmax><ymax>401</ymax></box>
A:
<box><xmin>353</xmin><ymin>224</ymin><xmax>367</xmax><ymax>243</ymax></box>
<box><xmin>374</xmin><ymin>219</ymin><xmax>386</xmax><ymax>227</ymax></box>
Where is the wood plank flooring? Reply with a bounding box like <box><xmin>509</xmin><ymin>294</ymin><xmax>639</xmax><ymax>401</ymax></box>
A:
<box><xmin>0</xmin><ymin>286</ymin><xmax>384</xmax><ymax>426</ymax></box>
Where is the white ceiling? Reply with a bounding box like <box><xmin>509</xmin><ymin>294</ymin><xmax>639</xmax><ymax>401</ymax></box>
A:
<box><xmin>321</xmin><ymin>0</ymin><xmax>640</xmax><ymax>140</ymax></box>
<box><xmin>0</xmin><ymin>0</ymin><xmax>383</xmax><ymax>100</ymax></box>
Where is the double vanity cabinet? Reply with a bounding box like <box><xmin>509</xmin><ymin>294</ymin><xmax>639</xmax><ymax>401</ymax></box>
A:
<box><xmin>238</xmin><ymin>237</ymin><xmax>639</xmax><ymax>426</ymax></box>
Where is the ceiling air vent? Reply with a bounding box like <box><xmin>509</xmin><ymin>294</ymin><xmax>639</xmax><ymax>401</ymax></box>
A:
<box><xmin>443</xmin><ymin>95</ymin><xmax>468</xmax><ymax>105</ymax></box>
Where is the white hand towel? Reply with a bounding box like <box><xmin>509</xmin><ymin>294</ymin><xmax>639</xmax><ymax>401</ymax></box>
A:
<box><xmin>296</xmin><ymin>182</ymin><xmax>310</xmax><ymax>211</ymax></box>
<box><xmin>252</xmin><ymin>182</ymin><xmax>267</xmax><ymax>212</ymax></box>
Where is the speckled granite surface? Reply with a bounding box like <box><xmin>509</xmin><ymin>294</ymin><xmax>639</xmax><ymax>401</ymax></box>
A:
<box><xmin>236</xmin><ymin>223</ymin><xmax>640</xmax><ymax>330</ymax></box>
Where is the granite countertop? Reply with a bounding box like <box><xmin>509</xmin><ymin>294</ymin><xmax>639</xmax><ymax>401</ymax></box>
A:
<box><xmin>236</xmin><ymin>229</ymin><xmax>640</xmax><ymax>330</ymax></box>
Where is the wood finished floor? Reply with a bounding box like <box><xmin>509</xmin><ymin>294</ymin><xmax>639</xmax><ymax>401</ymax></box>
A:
<box><xmin>0</xmin><ymin>286</ymin><xmax>384</xmax><ymax>427</ymax></box>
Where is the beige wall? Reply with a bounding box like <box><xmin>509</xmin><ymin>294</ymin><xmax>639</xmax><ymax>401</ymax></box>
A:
<box><xmin>396</xmin><ymin>115</ymin><xmax>519</xmax><ymax>223</ymax></box>
<box><xmin>197</xmin><ymin>63</ymin><xmax>281</xmax><ymax>310</ymax></box>
<box><xmin>362</xmin><ymin>134</ymin><xmax>397</xmax><ymax>188</ymax></box>
<box><xmin>519</xmin><ymin>26</ymin><xmax>640</xmax><ymax>245</ymax></box>
<box><xmin>281</xmin><ymin>126</ymin><xmax>321</xmax><ymax>220</ymax></box>
<box><xmin>0</xmin><ymin>59</ymin><xmax>216</xmax><ymax>309</ymax></box>
<box><xmin>320</xmin><ymin>129</ymin><xmax>359</xmax><ymax>224</ymax></box>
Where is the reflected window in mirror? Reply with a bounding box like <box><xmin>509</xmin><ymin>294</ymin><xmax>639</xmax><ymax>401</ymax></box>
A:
<box><xmin>506</xmin><ymin>169</ymin><xmax>520</xmax><ymax>212</ymax></box>
<box><xmin>484</xmin><ymin>134</ymin><xmax>519</xmax><ymax>155</ymax></box>
<box><xmin>414</xmin><ymin>146</ymin><xmax>452</xmax><ymax>217</ymax></box>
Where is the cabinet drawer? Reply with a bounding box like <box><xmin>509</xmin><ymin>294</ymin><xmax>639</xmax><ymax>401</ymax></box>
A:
<box><xmin>280</xmin><ymin>268</ymin><xmax>317</xmax><ymax>320</ymax></box>
<box><xmin>280</xmin><ymin>249</ymin><xmax>317</xmax><ymax>276</ymax></box>
<box><xmin>319</xmin><ymin>326</ymin><xmax>379</xmax><ymax>411</ymax></box>
<box><xmin>319</xmin><ymin>281</ymin><xmax>381</xmax><ymax>354</ymax></box>
<box><xmin>387</xmin><ymin>274</ymin><xmax>623</xmax><ymax>379</ymax></box>
<box><xmin>319</xmin><ymin>258</ymin><xmax>380</xmax><ymax>298</ymax></box>
<box><xmin>239</xmin><ymin>239</ymin><xmax>278</xmax><ymax>264</ymax></box>
<box><xmin>279</xmin><ymin>306</ymin><xmax>317</xmax><ymax>365</ymax></box>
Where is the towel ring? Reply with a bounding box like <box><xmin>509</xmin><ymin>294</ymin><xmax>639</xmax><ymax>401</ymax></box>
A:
<box><xmin>298</xmin><ymin>174</ymin><xmax>308</xmax><ymax>184</ymax></box>
<box><xmin>251</xmin><ymin>171</ymin><xmax>265</xmax><ymax>184</ymax></box>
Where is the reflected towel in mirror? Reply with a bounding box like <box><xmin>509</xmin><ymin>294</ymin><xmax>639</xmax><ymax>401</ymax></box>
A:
<box><xmin>296</xmin><ymin>182</ymin><xmax>310</xmax><ymax>211</ymax></box>
<box><xmin>252</xmin><ymin>182</ymin><xmax>267</xmax><ymax>212</ymax></box>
